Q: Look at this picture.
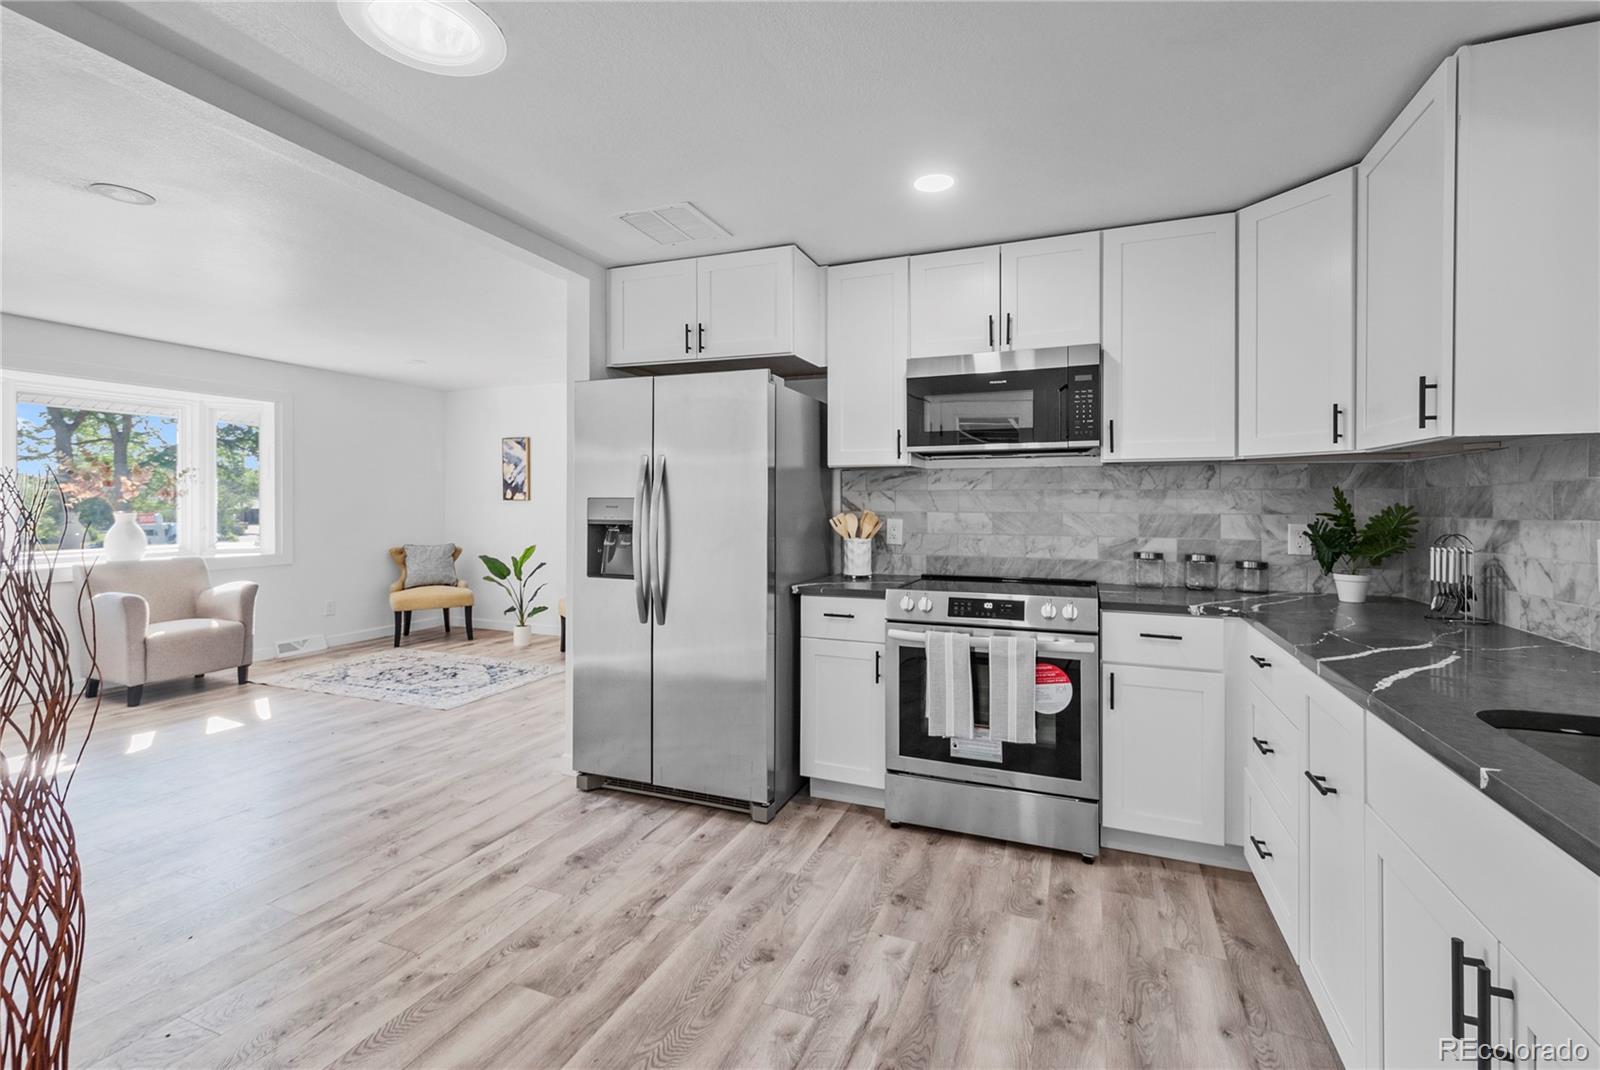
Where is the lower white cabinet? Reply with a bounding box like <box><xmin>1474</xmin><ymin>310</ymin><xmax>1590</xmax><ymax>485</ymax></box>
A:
<box><xmin>1102</xmin><ymin>662</ymin><xmax>1225</xmax><ymax>844</ymax></box>
<box><xmin>799</xmin><ymin>636</ymin><xmax>885</xmax><ymax>790</ymax></box>
<box><xmin>1499</xmin><ymin>946</ymin><xmax>1600</xmax><ymax>1070</ymax></box>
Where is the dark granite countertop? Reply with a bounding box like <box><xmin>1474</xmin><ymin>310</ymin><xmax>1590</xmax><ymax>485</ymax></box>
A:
<box><xmin>791</xmin><ymin>574</ymin><xmax>918</xmax><ymax>599</ymax></box>
<box><xmin>1107</xmin><ymin>587</ymin><xmax>1600</xmax><ymax>876</ymax></box>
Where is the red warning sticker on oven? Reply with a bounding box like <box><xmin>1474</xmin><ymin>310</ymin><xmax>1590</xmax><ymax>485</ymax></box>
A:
<box><xmin>1035</xmin><ymin>663</ymin><xmax>1074</xmax><ymax>715</ymax></box>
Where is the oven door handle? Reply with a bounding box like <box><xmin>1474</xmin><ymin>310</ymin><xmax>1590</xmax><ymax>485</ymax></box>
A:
<box><xmin>887</xmin><ymin>628</ymin><xmax>1096</xmax><ymax>656</ymax></box>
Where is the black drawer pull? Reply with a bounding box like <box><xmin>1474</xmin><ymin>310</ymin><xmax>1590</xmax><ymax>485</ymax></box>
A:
<box><xmin>1452</xmin><ymin>937</ymin><xmax>1514</xmax><ymax>1070</ymax></box>
<box><xmin>1252</xmin><ymin>736</ymin><xmax>1274</xmax><ymax>755</ymax></box>
<box><xmin>1304</xmin><ymin>770</ymin><xmax>1338</xmax><ymax>796</ymax></box>
<box><xmin>822</xmin><ymin>612</ymin><xmax>856</xmax><ymax>619</ymax></box>
<box><xmin>1108</xmin><ymin>671</ymin><xmax>1115</xmax><ymax>711</ymax></box>
<box><xmin>1249</xmin><ymin>836</ymin><xmax>1272</xmax><ymax>860</ymax></box>
<box><xmin>874</xmin><ymin>649</ymin><xmax>881</xmax><ymax>683</ymax></box>
<box><xmin>1139</xmin><ymin>632</ymin><xmax>1184</xmax><ymax>641</ymax></box>
<box><xmin>1250</xmin><ymin>654</ymin><xmax>1272</xmax><ymax>669</ymax></box>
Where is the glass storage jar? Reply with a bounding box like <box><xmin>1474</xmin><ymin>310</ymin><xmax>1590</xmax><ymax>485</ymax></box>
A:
<box><xmin>1134</xmin><ymin>551</ymin><xmax>1164</xmax><ymax>588</ymax></box>
<box><xmin>1185</xmin><ymin>552</ymin><xmax>1218</xmax><ymax>591</ymax></box>
<box><xmin>1235</xmin><ymin>559</ymin><xmax>1269</xmax><ymax>594</ymax></box>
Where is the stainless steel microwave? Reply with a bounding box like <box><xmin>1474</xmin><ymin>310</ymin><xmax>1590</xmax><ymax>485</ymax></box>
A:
<box><xmin>904</xmin><ymin>345</ymin><xmax>1102</xmax><ymax>456</ymax></box>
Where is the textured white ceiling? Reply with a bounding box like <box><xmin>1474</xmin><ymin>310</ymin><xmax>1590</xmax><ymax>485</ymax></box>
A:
<box><xmin>0</xmin><ymin>9</ymin><xmax>567</xmax><ymax>389</ymax></box>
<box><xmin>81</xmin><ymin>0</ymin><xmax>1600</xmax><ymax>267</ymax></box>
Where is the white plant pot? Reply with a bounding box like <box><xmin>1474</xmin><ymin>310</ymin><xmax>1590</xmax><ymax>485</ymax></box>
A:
<box><xmin>842</xmin><ymin>538</ymin><xmax>873</xmax><ymax>579</ymax></box>
<box><xmin>511</xmin><ymin>625</ymin><xmax>533</xmax><ymax>648</ymax></box>
<box><xmin>1332</xmin><ymin>573</ymin><xmax>1370</xmax><ymax>604</ymax></box>
<box><xmin>103</xmin><ymin>511</ymin><xmax>148</xmax><ymax>562</ymax></box>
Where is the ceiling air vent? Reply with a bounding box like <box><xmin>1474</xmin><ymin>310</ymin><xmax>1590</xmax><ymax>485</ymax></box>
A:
<box><xmin>617</xmin><ymin>202</ymin><xmax>731</xmax><ymax>246</ymax></box>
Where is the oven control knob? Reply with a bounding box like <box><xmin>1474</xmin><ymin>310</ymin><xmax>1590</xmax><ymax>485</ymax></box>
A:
<box><xmin>899</xmin><ymin>595</ymin><xmax>915</xmax><ymax>612</ymax></box>
<box><xmin>1062</xmin><ymin>603</ymin><xmax>1080</xmax><ymax>621</ymax></box>
<box><xmin>1040</xmin><ymin>601</ymin><xmax>1058</xmax><ymax>620</ymax></box>
<box><xmin>917</xmin><ymin>596</ymin><xmax>934</xmax><ymax>613</ymax></box>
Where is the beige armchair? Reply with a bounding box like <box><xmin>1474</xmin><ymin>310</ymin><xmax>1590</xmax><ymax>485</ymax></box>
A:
<box><xmin>76</xmin><ymin>557</ymin><xmax>259</xmax><ymax>707</ymax></box>
<box><xmin>388</xmin><ymin>545</ymin><xmax>474</xmax><ymax>646</ymax></box>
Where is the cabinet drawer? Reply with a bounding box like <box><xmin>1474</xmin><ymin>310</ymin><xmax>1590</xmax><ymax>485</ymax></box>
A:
<box><xmin>1102</xmin><ymin>612</ymin><xmax>1223</xmax><ymax>670</ymax></box>
<box><xmin>1242</xmin><ymin>625</ymin><xmax>1297</xmax><ymax>710</ymax></box>
<box><xmin>800</xmin><ymin>596</ymin><xmax>886</xmax><ymax>643</ymax></box>
<box><xmin>1245</xmin><ymin>770</ymin><xmax>1300</xmax><ymax>960</ymax></box>
<box><xmin>1245</xmin><ymin>684</ymin><xmax>1301</xmax><ymax>832</ymax></box>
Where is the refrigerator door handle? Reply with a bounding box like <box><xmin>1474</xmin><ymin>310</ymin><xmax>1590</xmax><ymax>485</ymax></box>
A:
<box><xmin>633</xmin><ymin>453</ymin><xmax>651</xmax><ymax>624</ymax></box>
<box><xmin>651</xmin><ymin>453</ymin><xmax>669</xmax><ymax>622</ymax></box>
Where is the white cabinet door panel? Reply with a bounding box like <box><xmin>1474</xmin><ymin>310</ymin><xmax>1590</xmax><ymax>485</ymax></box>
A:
<box><xmin>909</xmin><ymin>246</ymin><xmax>1000</xmax><ymax>358</ymax></box>
<box><xmin>1102</xmin><ymin>663</ymin><xmax>1225</xmax><ymax>844</ymax></box>
<box><xmin>1498</xmin><ymin>945</ymin><xmax>1600</xmax><ymax>1070</ymax></box>
<box><xmin>697</xmin><ymin>247</ymin><xmax>793</xmax><ymax>360</ymax></box>
<box><xmin>826</xmin><ymin>258</ymin><xmax>909</xmax><ymax>467</ymax></box>
<box><xmin>1000</xmin><ymin>233</ymin><xmax>1100</xmax><ymax>350</ymax></box>
<box><xmin>1238</xmin><ymin>168</ymin><xmax>1356</xmax><ymax>456</ymax></box>
<box><xmin>800</xmin><ymin>637</ymin><xmax>886</xmax><ymax>790</ymax></box>
<box><xmin>609</xmin><ymin>260</ymin><xmax>698</xmax><ymax>366</ymax></box>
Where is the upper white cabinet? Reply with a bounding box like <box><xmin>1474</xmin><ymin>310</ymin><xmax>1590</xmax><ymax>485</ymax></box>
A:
<box><xmin>1000</xmin><ymin>233</ymin><xmax>1101</xmax><ymax>350</ymax></box>
<box><xmin>826</xmin><ymin>258</ymin><xmax>910</xmax><ymax>467</ymax></box>
<box><xmin>607</xmin><ymin>245</ymin><xmax>822</xmax><ymax>370</ymax></box>
<box><xmin>1102</xmin><ymin>214</ymin><xmax>1237</xmax><ymax>461</ymax></box>
<box><xmin>1356</xmin><ymin>58</ymin><xmax>1456</xmax><ymax>450</ymax></box>
<box><xmin>908</xmin><ymin>245</ymin><xmax>1000</xmax><ymax>357</ymax></box>
<box><xmin>1238</xmin><ymin>169</ymin><xmax>1356</xmax><ymax>456</ymax></box>
<box><xmin>1455</xmin><ymin>23</ymin><xmax>1600</xmax><ymax>437</ymax></box>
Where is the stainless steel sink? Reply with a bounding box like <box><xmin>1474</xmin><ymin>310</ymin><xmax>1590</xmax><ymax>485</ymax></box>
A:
<box><xmin>1478</xmin><ymin>710</ymin><xmax>1600</xmax><ymax>788</ymax></box>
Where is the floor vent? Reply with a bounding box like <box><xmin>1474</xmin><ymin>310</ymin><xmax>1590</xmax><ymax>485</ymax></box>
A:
<box><xmin>593</xmin><ymin>776</ymin><xmax>750</xmax><ymax>813</ymax></box>
<box><xmin>273</xmin><ymin>634</ymin><xmax>328</xmax><ymax>659</ymax></box>
<box><xmin>617</xmin><ymin>202</ymin><xmax>731</xmax><ymax>246</ymax></box>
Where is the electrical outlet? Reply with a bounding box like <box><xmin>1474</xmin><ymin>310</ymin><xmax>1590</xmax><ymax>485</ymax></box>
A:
<box><xmin>323</xmin><ymin>600</ymin><xmax>336</xmax><ymax>617</ymax></box>
<box><xmin>886</xmin><ymin>517</ymin><xmax>904</xmax><ymax>547</ymax></box>
<box><xmin>1288</xmin><ymin>523</ymin><xmax>1313</xmax><ymax>556</ymax></box>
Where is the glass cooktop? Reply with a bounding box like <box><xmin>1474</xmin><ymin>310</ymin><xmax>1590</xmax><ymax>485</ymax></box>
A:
<box><xmin>906</xmin><ymin>574</ymin><xmax>1098</xmax><ymax>598</ymax></box>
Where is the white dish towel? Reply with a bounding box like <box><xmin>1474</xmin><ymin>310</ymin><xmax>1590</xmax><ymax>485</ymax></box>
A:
<box><xmin>988</xmin><ymin>634</ymin><xmax>1038</xmax><ymax>745</ymax></box>
<box><xmin>924</xmin><ymin>630</ymin><xmax>974</xmax><ymax>740</ymax></box>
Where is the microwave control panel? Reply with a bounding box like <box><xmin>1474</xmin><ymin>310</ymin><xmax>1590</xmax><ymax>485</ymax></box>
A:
<box><xmin>949</xmin><ymin>597</ymin><xmax>1026</xmax><ymax>622</ymax></box>
<box><xmin>1065</xmin><ymin>368</ymin><xmax>1100</xmax><ymax>440</ymax></box>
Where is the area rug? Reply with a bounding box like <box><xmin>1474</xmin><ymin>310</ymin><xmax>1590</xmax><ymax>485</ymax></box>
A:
<box><xmin>260</xmin><ymin>650</ymin><xmax>558</xmax><ymax>710</ymax></box>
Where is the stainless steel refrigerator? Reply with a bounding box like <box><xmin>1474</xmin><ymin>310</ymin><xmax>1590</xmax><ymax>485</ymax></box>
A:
<box><xmin>572</xmin><ymin>369</ymin><xmax>829</xmax><ymax>822</ymax></box>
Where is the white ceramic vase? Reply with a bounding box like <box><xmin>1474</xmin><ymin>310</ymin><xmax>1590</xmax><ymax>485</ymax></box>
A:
<box><xmin>1332</xmin><ymin>573</ymin><xmax>1370</xmax><ymax>604</ymax></box>
<box><xmin>842</xmin><ymin>538</ymin><xmax>873</xmax><ymax>579</ymax></box>
<box><xmin>102</xmin><ymin>511</ymin><xmax>148</xmax><ymax>562</ymax></box>
<box><xmin>511</xmin><ymin>625</ymin><xmax>533</xmax><ymax>648</ymax></box>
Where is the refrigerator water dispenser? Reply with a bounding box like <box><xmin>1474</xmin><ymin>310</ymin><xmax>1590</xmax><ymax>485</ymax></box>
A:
<box><xmin>586</xmin><ymin>497</ymin><xmax>636</xmax><ymax>579</ymax></box>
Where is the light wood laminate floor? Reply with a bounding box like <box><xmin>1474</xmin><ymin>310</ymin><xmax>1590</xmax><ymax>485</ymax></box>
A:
<box><xmin>63</xmin><ymin>629</ymin><xmax>1339</xmax><ymax>1069</ymax></box>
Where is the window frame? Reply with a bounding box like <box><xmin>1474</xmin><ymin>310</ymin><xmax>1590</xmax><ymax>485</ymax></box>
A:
<box><xmin>1</xmin><ymin>370</ymin><xmax>292</xmax><ymax>572</ymax></box>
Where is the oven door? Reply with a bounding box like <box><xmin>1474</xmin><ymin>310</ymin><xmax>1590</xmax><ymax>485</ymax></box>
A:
<box><xmin>886</xmin><ymin>624</ymin><xmax>1100</xmax><ymax>800</ymax></box>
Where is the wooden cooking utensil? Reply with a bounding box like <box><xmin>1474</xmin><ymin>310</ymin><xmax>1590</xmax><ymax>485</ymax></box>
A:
<box><xmin>844</xmin><ymin>513</ymin><xmax>859</xmax><ymax>538</ymax></box>
<box><xmin>860</xmin><ymin>510</ymin><xmax>880</xmax><ymax>539</ymax></box>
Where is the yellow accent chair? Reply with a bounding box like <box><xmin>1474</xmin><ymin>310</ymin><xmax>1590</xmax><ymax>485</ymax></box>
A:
<box><xmin>388</xmin><ymin>545</ymin><xmax>474</xmax><ymax>646</ymax></box>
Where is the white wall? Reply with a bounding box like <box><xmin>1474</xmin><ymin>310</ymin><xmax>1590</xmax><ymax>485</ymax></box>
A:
<box><xmin>3</xmin><ymin>314</ymin><xmax>447</xmax><ymax>657</ymax></box>
<box><xmin>443</xmin><ymin>384</ymin><xmax>567</xmax><ymax>636</ymax></box>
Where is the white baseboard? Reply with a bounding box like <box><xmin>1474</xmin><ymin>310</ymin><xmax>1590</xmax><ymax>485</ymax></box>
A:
<box><xmin>806</xmin><ymin>779</ymin><xmax>885</xmax><ymax>809</ymax></box>
<box><xmin>257</xmin><ymin>612</ymin><xmax>558</xmax><ymax>662</ymax></box>
<box><xmin>1100</xmin><ymin>827</ymin><xmax>1248</xmax><ymax>871</ymax></box>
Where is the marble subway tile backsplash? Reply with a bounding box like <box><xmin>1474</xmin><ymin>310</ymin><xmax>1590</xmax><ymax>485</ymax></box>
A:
<box><xmin>842</xmin><ymin>434</ymin><xmax>1600</xmax><ymax>651</ymax></box>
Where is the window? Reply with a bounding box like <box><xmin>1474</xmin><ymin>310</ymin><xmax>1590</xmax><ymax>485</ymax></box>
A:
<box><xmin>3</xmin><ymin>372</ymin><xmax>284</xmax><ymax>564</ymax></box>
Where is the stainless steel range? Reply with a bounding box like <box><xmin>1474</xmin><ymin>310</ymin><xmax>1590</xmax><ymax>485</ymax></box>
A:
<box><xmin>884</xmin><ymin>575</ymin><xmax>1101</xmax><ymax>860</ymax></box>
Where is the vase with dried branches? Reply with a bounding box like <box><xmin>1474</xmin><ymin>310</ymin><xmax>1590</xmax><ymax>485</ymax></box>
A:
<box><xmin>1</xmin><ymin>469</ymin><xmax>100</xmax><ymax>1068</ymax></box>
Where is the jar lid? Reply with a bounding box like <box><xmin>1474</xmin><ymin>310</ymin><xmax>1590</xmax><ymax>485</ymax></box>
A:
<box><xmin>1133</xmin><ymin>551</ymin><xmax>1164</xmax><ymax>561</ymax></box>
<box><xmin>1235</xmin><ymin>559</ymin><xmax>1269</xmax><ymax>570</ymax></box>
<box><xmin>1186</xmin><ymin>553</ymin><xmax>1216</xmax><ymax>563</ymax></box>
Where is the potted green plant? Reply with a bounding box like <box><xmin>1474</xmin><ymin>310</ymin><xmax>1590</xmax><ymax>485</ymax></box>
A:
<box><xmin>1304</xmin><ymin>487</ymin><xmax>1418</xmax><ymax>604</ymax></box>
<box><xmin>479</xmin><ymin>544</ymin><xmax>547</xmax><ymax>647</ymax></box>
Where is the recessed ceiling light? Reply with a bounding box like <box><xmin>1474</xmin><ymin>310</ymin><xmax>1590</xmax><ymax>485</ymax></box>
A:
<box><xmin>88</xmin><ymin>182</ymin><xmax>156</xmax><ymax>206</ymax></box>
<box><xmin>337</xmin><ymin>0</ymin><xmax>506</xmax><ymax>77</ymax></box>
<box><xmin>914</xmin><ymin>173</ymin><xmax>956</xmax><ymax>194</ymax></box>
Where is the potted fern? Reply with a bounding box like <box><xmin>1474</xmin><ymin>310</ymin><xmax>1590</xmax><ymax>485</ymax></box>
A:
<box><xmin>1305</xmin><ymin>488</ymin><xmax>1418</xmax><ymax>604</ymax></box>
<box><xmin>479</xmin><ymin>544</ymin><xmax>547</xmax><ymax>647</ymax></box>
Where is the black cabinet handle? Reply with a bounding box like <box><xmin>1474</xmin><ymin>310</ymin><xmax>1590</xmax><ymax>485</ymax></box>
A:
<box><xmin>987</xmin><ymin>314</ymin><xmax>995</xmax><ymax>348</ymax></box>
<box><xmin>1252</xmin><ymin>736</ymin><xmax>1274</xmax><ymax>755</ymax></box>
<box><xmin>874</xmin><ymin>649</ymin><xmax>881</xmax><ymax>684</ymax></box>
<box><xmin>1250</xmin><ymin>836</ymin><xmax>1272</xmax><ymax>860</ymax></box>
<box><xmin>1139</xmin><ymin>632</ymin><xmax>1184</xmax><ymax>641</ymax></box>
<box><xmin>1005</xmin><ymin>312</ymin><xmax>1013</xmax><ymax>347</ymax></box>
<box><xmin>1250</xmin><ymin>654</ymin><xmax>1272</xmax><ymax>669</ymax></box>
<box><xmin>896</xmin><ymin>429</ymin><xmax>902</xmax><ymax>460</ymax></box>
<box><xmin>1452</xmin><ymin>938</ymin><xmax>1514</xmax><ymax>1070</ymax></box>
<box><xmin>1304</xmin><ymin>770</ymin><xmax>1338</xmax><ymax>796</ymax></box>
<box><xmin>697</xmin><ymin>323</ymin><xmax>706</xmax><ymax>353</ymax></box>
<box><xmin>822</xmin><ymin>612</ymin><xmax>855</xmax><ymax>619</ymax></box>
<box><xmin>1419</xmin><ymin>375</ymin><xmax>1438</xmax><ymax>428</ymax></box>
<box><xmin>684</xmin><ymin>323</ymin><xmax>692</xmax><ymax>354</ymax></box>
<box><xmin>1109</xmin><ymin>418</ymin><xmax>1115</xmax><ymax>454</ymax></box>
<box><xmin>1332</xmin><ymin>402</ymin><xmax>1344</xmax><ymax>443</ymax></box>
<box><xmin>1108</xmin><ymin>671</ymin><xmax>1115</xmax><ymax>710</ymax></box>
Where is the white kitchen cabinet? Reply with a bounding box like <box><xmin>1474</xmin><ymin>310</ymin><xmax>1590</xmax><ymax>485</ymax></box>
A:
<box><xmin>1455</xmin><ymin>23</ymin><xmax>1600</xmax><ymax>437</ymax></box>
<box><xmin>1300</xmin><ymin>681</ymin><xmax>1366</xmax><ymax>1066</ymax></box>
<box><xmin>1102</xmin><ymin>662</ymin><xmax>1225</xmax><ymax>844</ymax></box>
<box><xmin>1498</xmin><ymin>946</ymin><xmax>1600</xmax><ymax>1070</ymax></box>
<box><xmin>908</xmin><ymin>245</ymin><xmax>1000</xmax><ymax>358</ymax></box>
<box><xmin>1000</xmin><ymin>233</ymin><xmax>1100</xmax><ymax>350</ymax></box>
<box><xmin>607</xmin><ymin>245</ymin><xmax>822</xmax><ymax>369</ymax></box>
<box><xmin>1102</xmin><ymin>214</ymin><xmax>1237</xmax><ymax>461</ymax></box>
<box><xmin>1238</xmin><ymin>169</ymin><xmax>1356</xmax><ymax>456</ymax></box>
<box><xmin>1356</xmin><ymin>57</ymin><xmax>1457</xmax><ymax>450</ymax></box>
<box><xmin>826</xmin><ymin>258</ymin><xmax>910</xmax><ymax>467</ymax></box>
<box><xmin>799</xmin><ymin>636</ymin><xmax>886</xmax><ymax>791</ymax></box>
<box><xmin>608</xmin><ymin>258</ymin><xmax>699</xmax><ymax>366</ymax></box>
